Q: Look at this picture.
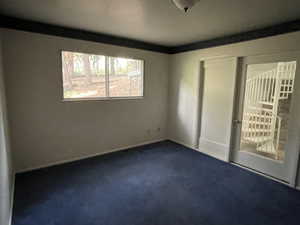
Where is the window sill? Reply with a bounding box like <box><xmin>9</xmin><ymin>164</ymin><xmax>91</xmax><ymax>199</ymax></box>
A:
<box><xmin>62</xmin><ymin>96</ymin><xmax>144</xmax><ymax>102</ymax></box>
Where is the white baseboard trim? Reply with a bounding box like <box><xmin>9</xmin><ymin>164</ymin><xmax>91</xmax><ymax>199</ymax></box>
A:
<box><xmin>17</xmin><ymin>138</ymin><xmax>167</xmax><ymax>173</ymax></box>
<box><xmin>168</xmin><ymin>138</ymin><xmax>198</xmax><ymax>151</ymax></box>
<box><xmin>198</xmin><ymin>138</ymin><xmax>228</xmax><ymax>161</ymax></box>
<box><xmin>169</xmin><ymin>138</ymin><xmax>225</xmax><ymax>161</ymax></box>
<box><xmin>296</xmin><ymin>186</ymin><xmax>300</xmax><ymax>191</ymax></box>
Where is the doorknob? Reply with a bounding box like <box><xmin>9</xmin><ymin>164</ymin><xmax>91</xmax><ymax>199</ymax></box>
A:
<box><xmin>233</xmin><ymin>119</ymin><xmax>242</xmax><ymax>124</ymax></box>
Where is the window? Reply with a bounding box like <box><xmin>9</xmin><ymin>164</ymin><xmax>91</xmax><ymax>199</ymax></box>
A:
<box><xmin>61</xmin><ymin>51</ymin><xmax>144</xmax><ymax>100</ymax></box>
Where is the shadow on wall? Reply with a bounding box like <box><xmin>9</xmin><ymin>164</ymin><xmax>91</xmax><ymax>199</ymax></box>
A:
<box><xmin>171</xmin><ymin>62</ymin><xmax>200</xmax><ymax>147</ymax></box>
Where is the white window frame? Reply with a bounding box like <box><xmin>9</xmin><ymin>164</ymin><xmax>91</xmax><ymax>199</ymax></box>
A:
<box><xmin>61</xmin><ymin>50</ymin><xmax>144</xmax><ymax>101</ymax></box>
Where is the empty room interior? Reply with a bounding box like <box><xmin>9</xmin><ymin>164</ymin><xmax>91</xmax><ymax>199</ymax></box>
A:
<box><xmin>2</xmin><ymin>0</ymin><xmax>300</xmax><ymax>225</ymax></box>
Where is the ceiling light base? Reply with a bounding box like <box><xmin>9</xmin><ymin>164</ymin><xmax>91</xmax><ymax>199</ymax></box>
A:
<box><xmin>172</xmin><ymin>0</ymin><xmax>200</xmax><ymax>12</ymax></box>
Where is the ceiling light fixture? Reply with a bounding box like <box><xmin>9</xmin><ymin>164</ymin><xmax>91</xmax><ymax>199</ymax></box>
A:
<box><xmin>172</xmin><ymin>0</ymin><xmax>200</xmax><ymax>12</ymax></box>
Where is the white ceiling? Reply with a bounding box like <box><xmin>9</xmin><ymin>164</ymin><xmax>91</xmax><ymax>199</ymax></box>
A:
<box><xmin>1</xmin><ymin>0</ymin><xmax>300</xmax><ymax>46</ymax></box>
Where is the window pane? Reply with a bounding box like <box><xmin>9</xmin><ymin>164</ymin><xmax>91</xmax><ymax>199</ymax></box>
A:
<box><xmin>108</xmin><ymin>57</ymin><xmax>143</xmax><ymax>97</ymax></box>
<box><xmin>240</xmin><ymin>61</ymin><xmax>297</xmax><ymax>161</ymax></box>
<box><xmin>62</xmin><ymin>51</ymin><xmax>106</xmax><ymax>99</ymax></box>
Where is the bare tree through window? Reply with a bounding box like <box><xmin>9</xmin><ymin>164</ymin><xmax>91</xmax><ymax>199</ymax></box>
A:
<box><xmin>62</xmin><ymin>51</ymin><xmax>143</xmax><ymax>100</ymax></box>
<box><xmin>109</xmin><ymin>57</ymin><xmax>143</xmax><ymax>97</ymax></box>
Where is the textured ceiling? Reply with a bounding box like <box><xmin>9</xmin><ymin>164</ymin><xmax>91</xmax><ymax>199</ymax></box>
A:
<box><xmin>1</xmin><ymin>0</ymin><xmax>300</xmax><ymax>46</ymax></box>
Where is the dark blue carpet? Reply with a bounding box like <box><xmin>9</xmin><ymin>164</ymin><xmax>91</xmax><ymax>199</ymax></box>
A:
<box><xmin>13</xmin><ymin>141</ymin><xmax>300</xmax><ymax>225</ymax></box>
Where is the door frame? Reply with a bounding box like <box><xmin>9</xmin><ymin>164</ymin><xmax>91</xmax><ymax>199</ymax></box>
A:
<box><xmin>198</xmin><ymin>56</ymin><xmax>239</xmax><ymax>162</ymax></box>
<box><xmin>228</xmin><ymin>51</ymin><xmax>300</xmax><ymax>187</ymax></box>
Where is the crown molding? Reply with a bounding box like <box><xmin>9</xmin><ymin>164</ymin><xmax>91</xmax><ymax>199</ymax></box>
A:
<box><xmin>169</xmin><ymin>19</ymin><xmax>300</xmax><ymax>54</ymax></box>
<box><xmin>0</xmin><ymin>15</ymin><xmax>171</xmax><ymax>54</ymax></box>
<box><xmin>1</xmin><ymin>15</ymin><xmax>300</xmax><ymax>54</ymax></box>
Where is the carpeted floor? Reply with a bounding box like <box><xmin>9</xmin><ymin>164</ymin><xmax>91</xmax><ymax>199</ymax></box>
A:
<box><xmin>13</xmin><ymin>141</ymin><xmax>300</xmax><ymax>225</ymax></box>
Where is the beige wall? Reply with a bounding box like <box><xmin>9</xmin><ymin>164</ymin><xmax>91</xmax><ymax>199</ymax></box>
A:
<box><xmin>2</xmin><ymin>29</ymin><xmax>169</xmax><ymax>172</ymax></box>
<box><xmin>0</xmin><ymin>30</ymin><xmax>13</xmax><ymax>225</ymax></box>
<box><xmin>168</xmin><ymin>31</ymin><xmax>300</xmax><ymax>186</ymax></box>
<box><xmin>2</xmin><ymin>28</ymin><xmax>300</xmax><ymax>187</ymax></box>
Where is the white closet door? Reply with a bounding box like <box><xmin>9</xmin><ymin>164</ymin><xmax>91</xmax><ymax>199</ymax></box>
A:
<box><xmin>199</xmin><ymin>57</ymin><xmax>238</xmax><ymax>161</ymax></box>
